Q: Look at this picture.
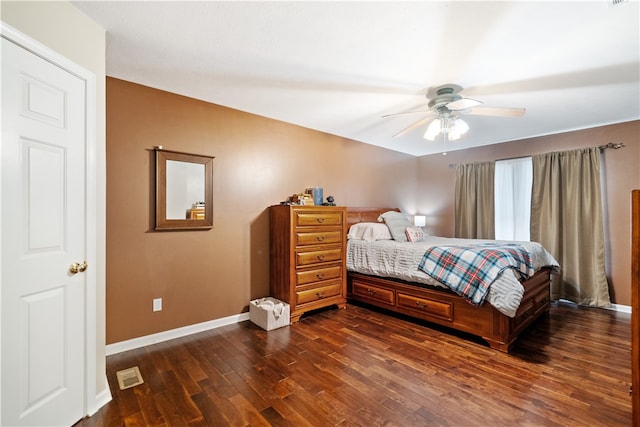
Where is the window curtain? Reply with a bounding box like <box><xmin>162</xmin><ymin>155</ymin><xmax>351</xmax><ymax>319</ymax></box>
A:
<box><xmin>495</xmin><ymin>157</ymin><xmax>533</xmax><ymax>241</ymax></box>
<box><xmin>530</xmin><ymin>147</ymin><xmax>611</xmax><ymax>307</ymax></box>
<box><xmin>454</xmin><ymin>161</ymin><xmax>495</xmax><ymax>239</ymax></box>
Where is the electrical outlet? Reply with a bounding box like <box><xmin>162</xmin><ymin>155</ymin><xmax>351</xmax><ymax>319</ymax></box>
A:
<box><xmin>153</xmin><ymin>298</ymin><xmax>162</xmax><ymax>312</ymax></box>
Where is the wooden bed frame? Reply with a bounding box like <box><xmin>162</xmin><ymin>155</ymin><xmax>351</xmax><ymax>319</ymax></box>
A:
<box><xmin>345</xmin><ymin>207</ymin><xmax>552</xmax><ymax>353</ymax></box>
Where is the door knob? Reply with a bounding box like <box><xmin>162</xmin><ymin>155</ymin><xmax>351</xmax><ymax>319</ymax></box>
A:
<box><xmin>69</xmin><ymin>261</ymin><xmax>88</xmax><ymax>274</ymax></box>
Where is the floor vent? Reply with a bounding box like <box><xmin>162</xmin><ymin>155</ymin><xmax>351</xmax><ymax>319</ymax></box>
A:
<box><xmin>116</xmin><ymin>366</ymin><xmax>144</xmax><ymax>390</ymax></box>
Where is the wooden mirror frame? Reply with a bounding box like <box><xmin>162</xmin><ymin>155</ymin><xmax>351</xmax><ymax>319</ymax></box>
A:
<box><xmin>155</xmin><ymin>148</ymin><xmax>214</xmax><ymax>230</ymax></box>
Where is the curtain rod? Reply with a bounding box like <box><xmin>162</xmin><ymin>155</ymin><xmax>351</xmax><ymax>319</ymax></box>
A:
<box><xmin>448</xmin><ymin>142</ymin><xmax>626</xmax><ymax>168</ymax></box>
<box><xmin>598</xmin><ymin>142</ymin><xmax>625</xmax><ymax>150</ymax></box>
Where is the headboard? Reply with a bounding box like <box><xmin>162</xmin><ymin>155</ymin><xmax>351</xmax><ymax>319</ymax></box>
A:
<box><xmin>345</xmin><ymin>207</ymin><xmax>400</xmax><ymax>230</ymax></box>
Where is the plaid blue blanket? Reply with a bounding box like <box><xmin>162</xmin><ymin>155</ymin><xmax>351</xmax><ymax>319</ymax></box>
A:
<box><xmin>417</xmin><ymin>243</ymin><xmax>534</xmax><ymax>306</ymax></box>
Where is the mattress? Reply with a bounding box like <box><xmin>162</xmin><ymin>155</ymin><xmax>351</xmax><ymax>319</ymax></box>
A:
<box><xmin>346</xmin><ymin>236</ymin><xmax>559</xmax><ymax>317</ymax></box>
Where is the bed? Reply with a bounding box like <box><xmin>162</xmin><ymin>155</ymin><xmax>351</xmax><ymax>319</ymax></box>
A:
<box><xmin>345</xmin><ymin>207</ymin><xmax>559</xmax><ymax>353</ymax></box>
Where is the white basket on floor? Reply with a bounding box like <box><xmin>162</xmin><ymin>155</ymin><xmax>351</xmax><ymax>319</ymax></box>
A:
<box><xmin>249</xmin><ymin>297</ymin><xmax>290</xmax><ymax>330</ymax></box>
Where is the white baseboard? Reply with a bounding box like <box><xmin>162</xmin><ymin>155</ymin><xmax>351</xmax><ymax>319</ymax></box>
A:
<box><xmin>610</xmin><ymin>303</ymin><xmax>631</xmax><ymax>314</ymax></box>
<box><xmin>106</xmin><ymin>312</ymin><xmax>251</xmax><ymax>356</ymax></box>
<box><xmin>557</xmin><ymin>299</ymin><xmax>631</xmax><ymax>314</ymax></box>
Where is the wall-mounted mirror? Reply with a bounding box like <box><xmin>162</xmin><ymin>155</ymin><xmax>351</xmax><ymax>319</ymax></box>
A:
<box><xmin>155</xmin><ymin>148</ymin><xmax>214</xmax><ymax>230</ymax></box>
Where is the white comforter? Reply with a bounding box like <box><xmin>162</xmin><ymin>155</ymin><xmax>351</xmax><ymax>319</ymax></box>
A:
<box><xmin>346</xmin><ymin>236</ymin><xmax>559</xmax><ymax>318</ymax></box>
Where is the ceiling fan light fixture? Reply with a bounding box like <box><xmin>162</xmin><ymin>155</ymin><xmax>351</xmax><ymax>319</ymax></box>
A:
<box><xmin>424</xmin><ymin>115</ymin><xmax>469</xmax><ymax>142</ymax></box>
<box><xmin>448</xmin><ymin>117</ymin><xmax>469</xmax><ymax>141</ymax></box>
<box><xmin>424</xmin><ymin>118</ymin><xmax>442</xmax><ymax>141</ymax></box>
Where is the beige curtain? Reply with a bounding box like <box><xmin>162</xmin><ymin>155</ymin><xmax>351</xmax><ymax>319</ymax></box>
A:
<box><xmin>530</xmin><ymin>147</ymin><xmax>611</xmax><ymax>307</ymax></box>
<box><xmin>454</xmin><ymin>161</ymin><xmax>495</xmax><ymax>239</ymax></box>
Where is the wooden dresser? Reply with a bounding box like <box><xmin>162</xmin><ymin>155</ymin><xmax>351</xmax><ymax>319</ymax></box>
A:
<box><xmin>269</xmin><ymin>205</ymin><xmax>347</xmax><ymax>322</ymax></box>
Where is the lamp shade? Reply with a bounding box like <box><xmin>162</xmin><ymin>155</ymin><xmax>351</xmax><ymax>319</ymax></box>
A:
<box><xmin>448</xmin><ymin>118</ymin><xmax>469</xmax><ymax>141</ymax></box>
<box><xmin>423</xmin><ymin>118</ymin><xmax>442</xmax><ymax>141</ymax></box>
<box><xmin>413</xmin><ymin>215</ymin><xmax>426</xmax><ymax>227</ymax></box>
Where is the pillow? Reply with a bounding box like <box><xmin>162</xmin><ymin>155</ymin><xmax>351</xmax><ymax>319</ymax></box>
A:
<box><xmin>377</xmin><ymin>211</ymin><xmax>413</xmax><ymax>242</ymax></box>
<box><xmin>405</xmin><ymin>226</ymin><xmax>427</xmax><ymax>242</ymax></box>
<box><xmin>347</xmin><ymin>222</ymin><xmax>393</xmax><ymax>242</ymax></box>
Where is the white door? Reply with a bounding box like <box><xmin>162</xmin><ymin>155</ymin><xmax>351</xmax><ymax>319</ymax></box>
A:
<box><xmin>1</xmin><ymin>36</ymin><xmax>87</xmax><ymax>426</ymax></box>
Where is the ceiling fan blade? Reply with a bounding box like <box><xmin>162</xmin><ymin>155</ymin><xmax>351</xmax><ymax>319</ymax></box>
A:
<box><xmin>382</xmin><ymin>110</ymin><xmax>427</xmax><ymax>119</ymax></box>
<box><xmin>446</xmin><ymin>97</ymin><xmax>482</xmax><ymax>111</ymax></box>
<box><xmin>465</xmin><ymin>106</ymin><xmax>526</xmax><ymax>117</ymax></box>
<box><xmin>393</xmin><ymin>116</ymin><xmax>431</xmax><ymax>138</ymax></box>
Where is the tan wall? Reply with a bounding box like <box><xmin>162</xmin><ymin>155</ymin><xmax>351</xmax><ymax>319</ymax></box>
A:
<box><xmin>417</xmin><ymin>120</ymin><xmax>640</xmax><ymax>306</ymax></box>
<box><xmin>107</xmin><ymin>77</ymin><xmax>638</xmax><ymax>342</ymax></box>
<box><xmin>106</xmin><ymin>78</ymin><xmax>417</xmax><ymax>343</ymax></box>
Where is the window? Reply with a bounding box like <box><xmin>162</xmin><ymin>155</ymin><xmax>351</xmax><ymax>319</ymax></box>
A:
<box><xmin>494</xmin><ymin>157</ymin><xmax>532</xmax><ymax>241</ymax></box>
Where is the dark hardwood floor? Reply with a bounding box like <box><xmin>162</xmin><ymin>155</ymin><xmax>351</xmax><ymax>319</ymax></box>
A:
<box><xmin>78</xmin><ymin>302</ymin><xmax>632</xmax><ymax>426</ymax></box>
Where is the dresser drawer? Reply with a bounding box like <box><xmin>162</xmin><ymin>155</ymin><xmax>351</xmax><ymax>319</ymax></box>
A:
<box><xmin>352</xmin><ymin>281</ymin><xmax>394</xmax><ymax>306</ymax></box>
<box><xmin>295</xmin><ymin>211</ymin><xmax>343</xmax><ymax>227</ymax></box>
<box><xmin>296</xmin><ymin>265</ymin><xmax>342</xmax><ymax>285</ymax></box>
<box><xmin>397</xmin><ymin>292</ymin><xmax>453</xmax><ymax>321</ymax></box>
<box><xmin>296</xmin><ymin>248</ymin><xmax>343</xmax><ymax>267</ymax></box>
<box><xmin>296</xmin><ymin>282</ymin><xmax>343</xmax><ymax>305</ymax></box>
<box><xmin>295</xmin><ymin>231</ymin><xmax>343</xmax><ymax>247</ymax></box>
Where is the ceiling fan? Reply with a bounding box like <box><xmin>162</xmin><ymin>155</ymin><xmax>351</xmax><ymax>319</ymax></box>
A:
<box><xmin>383</xmin><ymin>84</ymin><xmax>526</xmax><ymax>140</ymax></box>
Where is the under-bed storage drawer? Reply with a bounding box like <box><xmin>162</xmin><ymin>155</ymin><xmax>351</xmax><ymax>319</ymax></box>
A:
<box><xmin>352</xmin><ymin>281</ymin><xmax>394</xmax><ymax>306</ymax></box>
<box><xmin>397</xmin><ymin>292</ymin><xmax>453</xmax><ymax>321</ymax></box>
<box><xmin>513</xmin><ymin>284</ymin><xmax>550</xmax><ymax>329</ymax></box>
<box><xmin>532</xmin><ymin>286</ymin><xmax>550</xmax><ymax>308</ymax></box>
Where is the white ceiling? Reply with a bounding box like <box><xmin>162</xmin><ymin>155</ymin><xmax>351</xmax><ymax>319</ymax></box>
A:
<box><xmin>73</xmin><ymin>1</ymin><xmax>640</xmax><ymax>156</ymax></box>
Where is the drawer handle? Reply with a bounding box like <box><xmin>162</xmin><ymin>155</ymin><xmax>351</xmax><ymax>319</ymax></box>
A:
<box><xmin>366</xmin><ymin>288</ymin><xmax>377</xmax><ymax>296</ymax></box>
<box><xmin>316</xmin><ymin>291</ymin><xmax>325</xmax><ymax>299</ymax></box>
<box><xmin>316</xmin><ymin>273</ymin><xmax>325</xmax><ymax>279</ymax></box>
<box><xmin>316</xmin><ymin>235</ymin><xmax>326</xmax><ymax>242</ymax></box>
<box><xmin>316</xmin><ymin>217</ymin><xmax>325</xmax><ymax>223</ymax></box>
<box><xmin>316</xmin><ymin>254</ymin><xmax>325</xmax><ymax>261</ymax></box>
<box><xmin>415</xmin><ymin>301</ymin><xmax>428</xmax><ymax>309</ymax></box>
